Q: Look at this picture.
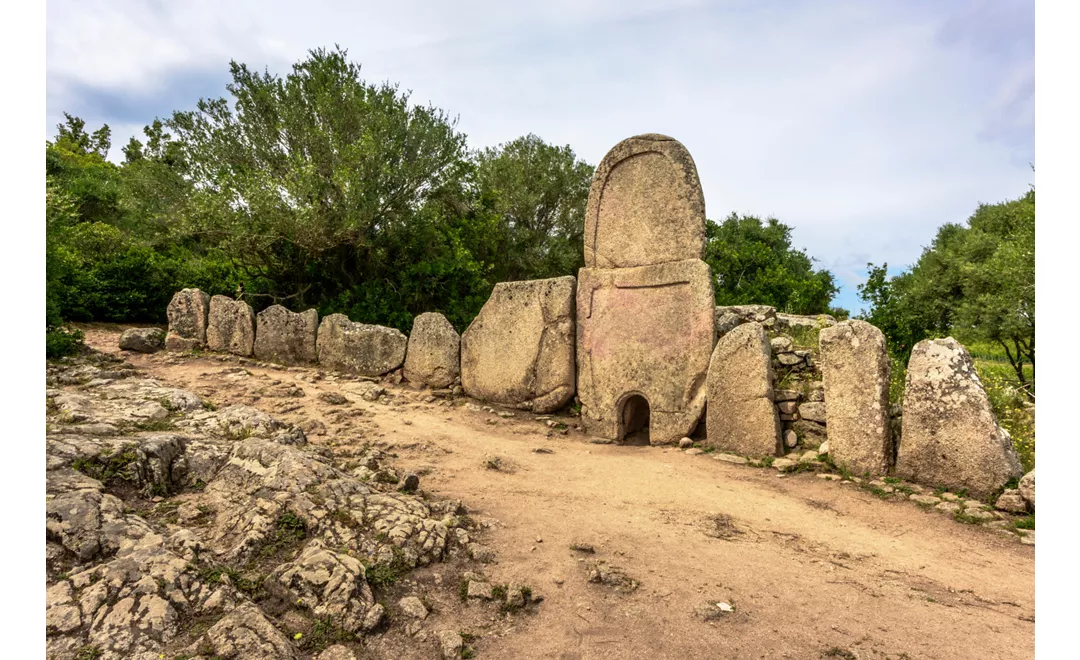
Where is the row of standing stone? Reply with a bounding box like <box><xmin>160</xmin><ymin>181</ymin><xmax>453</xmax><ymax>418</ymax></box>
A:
<box><xmin>162</xmin><ymin>288</ymin><xmax>462</xmax><ymax>389</ymax></box>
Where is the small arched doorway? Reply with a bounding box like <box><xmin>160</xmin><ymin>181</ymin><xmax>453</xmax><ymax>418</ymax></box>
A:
<box><xmin>618</xmin><ymin>393</ymin><xmax>651</xmax><ymax>445</ymax></box>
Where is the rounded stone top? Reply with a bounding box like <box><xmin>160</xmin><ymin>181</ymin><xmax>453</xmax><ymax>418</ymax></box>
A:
<box><xmin>584</xmin><ymin>134</ymin><xmax>706</xmax><ymax>269</ymax></box>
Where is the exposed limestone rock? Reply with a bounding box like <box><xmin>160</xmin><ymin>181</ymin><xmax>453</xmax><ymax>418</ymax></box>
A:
<box><xmin>207</xmin><ymin>295</ymin><xmax>256</xmax><ymax>357</ymax></box>
<box><xmin>705</xmin><ymin>322</ymin><xmax>781</xmax><ymax>456</ymax></box>
<box><xmin>995</xmin><ymin>489</ymin><xmax>1029</xmax><ymax>513</ymax></box>
<box><xmin>404</xmin><ymin>312</ymin><xmax>461</xmax><ymax>388</ymax></box>
<box><xmin>461</xmin><ymin>276</ymin><xmax>576</xmax><ymax>413</ymax></box>
<box><xmin>317</xmin><ymin>313</ymin><xmax>407</xmax><ymax>376</ymax></box>
<box><xmin>584</xmin><ymin>134</ymin><xmax>705</xmax><ymax>268</ymax></box>
<box><xmin>265</xmin><ymin>539</ymin><xmax>375</xmax><ymax>633</ymax></box>
<box><xmin>165</xmin><ymin>288</ymin><xmax>210</xmax><ymax>351</ymax></box>
<box><xmin>577</xmin><ymin>259</ymin><xmax>715</xmax><ymax>444</ymax></box>
<box><xmin>119</xmin><ymin>328</ymin><xmax>165</xmax><ymax>353</ymax></box>
<box><xmin>896</xmin><ymin>338</ymin><xmax>1023</xmax><ymax>498</ymax></box>
<box><xmin>1019</xmin><ymin>470</ymin><xmax>1035</xmax><ymax>510</ymax></box>
<box><xmin>253</xmin><ymin>305</ymin><xmax>318</xmax><ymax>366</ymax></box>
<box><xmin>398</xmin><ymin>595</ymin><xmax>429</xmax><ymax>619</ymax></box>
<box><xmin>819</xmin><ymin>320</ymin><xmax>892</xmax><ymax>475</ymax></box>
<box><xmin>187</xmin><ymin>603</ymin><xmax>299</xmax><ymax>660</ymax></box>
<box><xmin>438</xmin><ymin>630</ymin><xmax>465</xmax><ymax>659</ymax></box>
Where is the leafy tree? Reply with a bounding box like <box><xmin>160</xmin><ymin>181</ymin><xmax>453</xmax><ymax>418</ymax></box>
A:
<box><xmin>167</xmin><ymin>46</ymin><xmax>469</xmax><ymax>309</ymax></box>
<box><xmin>472</xmin><ymin>134</ymin><xmax>593</xmax><ymax>282</ymax></box>
<box><xmin>859</xmin><ymin>189</ymin><xmax>1035</xmax><ymax>397</ymax></box>
<box><xmin>704</xmin><ymin>213</ymin><xmax>839</xmax><ymax>314</ymax></box>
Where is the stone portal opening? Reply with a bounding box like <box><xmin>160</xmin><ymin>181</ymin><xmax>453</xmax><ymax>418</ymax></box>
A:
<box><xmin>619</xmin><ymin>394</ymin><xmax>651</xmax><ymax>445</ymax></box>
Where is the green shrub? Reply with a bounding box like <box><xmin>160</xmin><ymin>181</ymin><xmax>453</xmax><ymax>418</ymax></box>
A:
<box><xmin>46</xmin><ymin>327</ymin><xmax>85</xmax><ymax>359</ymax></box>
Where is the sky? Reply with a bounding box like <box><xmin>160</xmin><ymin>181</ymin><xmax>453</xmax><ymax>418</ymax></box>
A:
<box><xmin>44</xmin><ymin>0</ymin><xmax>1034</xmax><ymax>314</ymax></box>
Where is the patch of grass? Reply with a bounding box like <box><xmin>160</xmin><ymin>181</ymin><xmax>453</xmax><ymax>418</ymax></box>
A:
<box><xmin>195</xmin><ymin>563</ymin><xmax>264</xmax><ymax>597</ymax></box>
<box><xmin>953</xmin><ymin>511</ymin><xmax>985</xmax><ymax>525</ymax></box>
<box><xmin>459</xmin><ymin>578</ymin><xmax>470</xmax><ymax>602</ymax></box>
<box><xmin>222</xmin><ymin>425</ymin><xmax>254</xmax><ymax>441</ymax></box>
<box><xmin>492</xmin><ymin>584</ymin><xmax>508</xmax><ymax>602</ymax></box>
<box><xmin>74</xmin><ymin>646</ymin><xmax>103</xmax><ymax>660</ymax></box>
<box><xmin>72</xmin><ymin>444</ymin><xmax>139</xmax><ymax>485</ymax></box>
<box><xmin>201</xmin><ymin>399</ymin><xmax>217</xmax><ymax>411</ymax></box>
<box><xmin>363</xmin><ymin>547</ymin><xmax>411</xmax><ymax>590</ymax></box>
<box><xmin>134</xmin><ymin>418</ymin><xmax>177</xmax><ymax>432</ymax></box>
<box><xmin>1013</xmin><ymin>515</ymin><xmax>1035</xmax><ymax>530</ymax></box>
<box><xmin>760</xmin><ymin>456</ymin><xmax>776</xmax><ymax>468</ymax></box>
<box><xmin>256</xmin><ymin>510</ymin><xmax>307</xmax><ymax>559</ymax></box>
<box><xmin>863</xmin><ymin>484</ymin><xmax>893</xmax><ymax>500</ymax></box>
<box><xmin>975</xmin><ymin>359</ymin><xmax>1035</xmax><ymax>472</ymax></box>
<box><xmin>461</xmin><ymin>648</ymin><xmax>476</xmax><ymax>659</ymax></box>
<box><xmin>297</xmin><ymin>616</ymin><xmax>355</xmax><ymax>653</ymax></box>
<box><xmin>822</xmin><ymin>648</ymin><xmax>857</xmax><ymax>660</ymax></box>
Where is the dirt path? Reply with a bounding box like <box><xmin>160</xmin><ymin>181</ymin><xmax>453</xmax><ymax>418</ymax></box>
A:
<box><xmin>83</xmin><ymin>325</ymin><xmax>1034</xmax><ymax>660</ymax></box>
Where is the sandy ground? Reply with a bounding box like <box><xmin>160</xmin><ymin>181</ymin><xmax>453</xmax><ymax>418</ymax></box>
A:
<box><xmin>82</xmin><ymin>325</ymin><xmax>1034</xmax><ymax>660</ymax></box>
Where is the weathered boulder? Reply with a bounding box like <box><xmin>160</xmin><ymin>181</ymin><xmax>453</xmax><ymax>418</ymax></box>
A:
<box><xmin>186</xmin><ymin>603</ymin><xmax>298</xmax><ymax>660</ymax></box>
<box><xmin>207</xmin><ymin>295</ymin><xmax>256</xmax><ymax>357</ymax></box>
<box><xmin>896</xmin><ymin>338</ymin><xmax>1023</xmax><ymax>498</ymax></box>
<box><xmin>317</xmin><ymin>313</ymin><xmax>407</xmax><ymax>376</ymax></box>
<box><xmin>264</xmin><ymin>540</ymin><xmax>374</xmax><ymax>633</ymax></box>
<box><xmin>118</xmin><ymin>328</ymin><xmax>165</xmax><ymax>353</ymax></box>
<box><xmin>1019</xmin><ymin>469</ymin><xmax>1035</xmax><ymax>510</ymax></box>
<box><xmin>819</xmin><ymin>320</ymin><xmax>892</xmax><ymax>475</ymax></box>
<box><xmin>705</xmin><ymin>322</ymin><xmax>781</xmax><ymax>456</ymax></box>
<box><xmin>461</xmin><ymin>276</ymin><xmax>576</xmax><ymax>413</ymax></box>
<box><xmin>403</xmin><ymin>312</ymin><xmax>460</xmax><ymax>388</ymax></box>
<box><xmin>253</xmin><ymin>305</ymin><xmax>318</xmax><ymax>366</ymax></box>
<box><xmin>165</xmin><ymin>288</ymin><xmax>210</xmax><ymax>350</ymax></box>
<box><xmin>775</xmin><ymin>313</ymin><xmax>837</xmax><ymax>331</ymax></box>
<box><xmin>578</xmin><ymin>259</ymin><xmax>715</xmax><ymax>444</ymax></box>
<box><xmin>584</xmin><ymin>134</ymin><xmax>705</xmax><ymax>269</ymax></box>
<box><xmin>995</xmin><ymin>489</ymin><xmax>1029</xmax><ymax>513</ymax></box>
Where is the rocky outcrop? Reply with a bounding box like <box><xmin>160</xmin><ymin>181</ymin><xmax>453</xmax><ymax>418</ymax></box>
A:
<box><xmin>264</xmin><ymin>540</ymin><xmax>375</xmax><ymax>633</ymax></box>
<box><xmin>253</xmin><ymin>305</ymin><xmax>319</xmax><ymax>366</ymax></box>
<box><xmin>461</xmin><ymin>276</ymin><xmax>576</xmax><ymax>413</ymax></box>
<box><xmin>819</xmin><ymin>320</ymin><xmax>892</xmax><ymax>475</ymax></box>
<box><xmin>404</xmin><ymin>312</ymin><xmax>461</xmax><ymax>388</ymax></box>
<box><xmin>896</xmin><ymin>338</ymin><xmax>1023</xmax><ymax>498</ymax></box>
<box><xmin>165</xmin><ymin>288</ymin><xmax>210</xmax><ymax>351</ymax></box>
<box><xmin>207</xmin><ymin>295</ymin><xmax>256</xmax><ymax>357</ymax></box>
<box><xmin>775</xmin><ymin>313</ymin><xmax>837</xmax><ymax>331</ymax></box>
<box><xmin>705</xmin><ymin>322</ymin><xmax>781</xmax><ymax>456</ymax></box>
<box><xmin>715</xmin><ymin>305</ymin><xmax>776</xmax><ymax>337</ymax></box>
<box><xmin>316</xmin><ymin>313</ymin><xmax>407</xmax><ymax>376</ymax></box>
<box><xmin>118</xmin><ymin>328</ymin><xmax>165</xmax><ymax>353</ymax></box>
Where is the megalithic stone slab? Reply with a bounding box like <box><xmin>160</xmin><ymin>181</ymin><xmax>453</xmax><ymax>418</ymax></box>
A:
<box><xmin>819</xmin><ymin>320</ymin><xmax>892</xmax><ymax>475</ymax></box>
<box><xmin>404</xmin><ymin>312</ymin><xmax>461</xmax><ymax>388</ymax></box>
<box><xmin>576</xmin><ymin>259</ymin><xmax>715</xmax><ymax>445</ymax></box>
<box><xmin>705</xmin><ymin>322</ymin><xmax>781</xmax><ymax>456</ymax></box>
<box><xmin>316</xmin><ymin>314</ymin><xmax>407</xmax><ymax>376</ymax></box>
<box><xmin>584</xmin><ymin>134</ymin><xmax>706</xmax><ymax>269</ymax></box>
<box><xmin>254</xmin><ymin>305</ymin><xmax>319</xmax><ymax>366</ymax></box>
<box><xmin>896</xmin><ymin>337</ymin><xmax>1023</xmax><ymax>498</ymax></box>
<box><xmin>207</xmin><ymin>295</ymin><xmax>257</xmax><ymax>357</ymax></box>
<box><xmin>166</xmin><ymin>288</ymin><xmax>210</xmax><ymax>351</ymax></box>
<box><xmin>460</xmin><ymin>276</ymin><xmax>576</xmax><ymax>413</ymax></box>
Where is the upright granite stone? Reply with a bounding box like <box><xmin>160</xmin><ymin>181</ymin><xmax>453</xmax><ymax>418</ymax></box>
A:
<box><xmin>461</xmin><ymin>276</ymin><xmax>575</xmax><ymax>413</ymax></box>
<box><xmin>577</xmin><ymin>134</ymin><xmax>715</xmax><ymax>445</ymax></box>
<box><xmin>577</xmin><ymin>259</ymin><xmax>715</xmax><ymax>444</ymax></box>
<box><xmin>165</xmin><ymin>288</ymin><xmax>210</xmax><ymax>351</ymax></box>
<box><xmin>207</xmin><ymin>295</ymin><xmax>256</xmax><ymax>357</ymax></box>
<box><xmin>705</xmin><ymin>322</ymin><xmax>781</xmax><ymax>456</ymax></box>
<box><xmin>404</xmin><ymin>312</ymin><xmax>460</xmax><ymax>388</ymax></box>
<box><xmin>584</xmin><ymin>134</ymin><xmax>706</xmax><ymax>269</ymax></box>
<box><xmin>316</xmin><ymin>314</ymin><xmax>407</xmax><ymax>376</ymax></box>
<box><xmin>253</xmin><ymin>305</ymin><xmax>318</xmax><ymax>366</ymax></box>
<box><xmin>819</xmin><ymin>320</ymin><xmax>891</xmax><ymax>475</ymax></box>
<box><xmin>1019</xmin><ymin>469</ymin><xmax>1035</xmax><ymax>510</ymax></box>
<box><xmin>896</xmin><ymin>338</ymin><xmax>1023</xmax><ymax>497</ymax></box>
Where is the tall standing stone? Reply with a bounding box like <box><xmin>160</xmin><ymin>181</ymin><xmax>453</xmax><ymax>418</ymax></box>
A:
<box><xmin>819</xmin><ymin>320</ymin><xmax>892</xmax><ymax>475</ymax></box>
<box><xmin>461</xmin><ymin>276</ymin><xmax>576</xmax><ymax>413</ymax></box>
<box><xmin>207</xmin><ymin>295</ymin><xmax>256</xmax><ymax>357</ymax></box>
<box><xmin>165</xmin><ymin>288</ymin><xmax>210</xmax><ymax>351</ymax></box>
<box><xmin>577</xmin><ymin>134</ymin><xmax>715</xmax><ymax>445</ymax></box>
<box><xmin>896</xmin><ymin>338</ymin><xmax>1023</xmax><ymax>497</ymax></box>
<box><xmin>316</xmin><ymin>314</ymin><xmax>407</xmax><ymax>376</ymax></box>
<box><xmin>404</xmin><ymin>312</ymin><xmax>460</xmax><ymax>388</ymax></box>
<box><xmin>705</xmin><ymin>322</ymin><xmax>781</xmax><ymax>456</ymax></box>
<box><xmin>253</xmin><ymin>305</ymin><xmax>319</xmax><ymax>366</ymax></box>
